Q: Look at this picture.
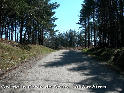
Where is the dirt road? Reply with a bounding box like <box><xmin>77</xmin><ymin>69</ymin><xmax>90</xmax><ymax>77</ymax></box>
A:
<box><xmin>0</xmin><ymin>50</ymin><xmax>124</xmax><ymax>93</ymax></box>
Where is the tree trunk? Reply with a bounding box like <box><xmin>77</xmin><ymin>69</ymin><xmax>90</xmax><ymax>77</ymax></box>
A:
<box><xmin>5</xmin><ymin>23</ymin><xmax>7</xmax><ymax>40</ymax></box>
<box><xmin>17</xmin><ymin>33</ymin><xmax>18</xmax><ymax>42</ymax></box>
<box><xmin>11</xmin><ymin>22</ymin><xmax>14</xmax><ymax>41</ymax></box>
<box><xmin>0</xmin><ymin>13</ymin><xmax>1</xmax><ymax>39</ymax></box>
<box><xmin>20</xmin><ymin>18</ymin><xmax>24</xmax><ymax>44</ymax></box>
<box><xmin>0</xmin><ymin>22</ymin><xmax>4</xmax><ymax>39</ymax></box>
<box><xmin>88</xmin><ymin>17</ymin><xmax>90</xmax><ymax>48</ymax></box>
<box><xmin>41</xmin><ymin>28</ymin><xmax>44</xmax><ymax>45</ymax></box>
<box><xmin>119</xmin><ymin>0</ymin><xmax>124</xmax><ymax>47</ymax></box>
<box><xmin>15</xmin><ymin>20</ymin><xmax>17</xmax><ymax>42</ymax></box>
<box><xmin>84</xmin><ymin>20</ymin><xmax>87</xmax><ymax>48</ymax></box>
<box><xmin>93</xmin><ymin>9</ymin><xmax>96</xmax><ymax>47</ymax></box>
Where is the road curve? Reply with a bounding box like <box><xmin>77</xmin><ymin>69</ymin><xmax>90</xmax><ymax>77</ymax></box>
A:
<box><xmin>0</xmin><ymin>50</ymin><xmax>124</xmax><ymax>93</ymax></box>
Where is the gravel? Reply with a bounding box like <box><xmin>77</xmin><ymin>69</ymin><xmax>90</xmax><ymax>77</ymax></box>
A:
<box><xmin>0</xmin><ymin>50</ymin><xmax>124</xmax><ymax>93</ymax></box>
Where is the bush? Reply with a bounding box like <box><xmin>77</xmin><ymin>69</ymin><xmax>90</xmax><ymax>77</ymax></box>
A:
<box><xmin>83</xmin><ymin>48</ymin><xmax>124</xmax><ymax>71</ymax></box>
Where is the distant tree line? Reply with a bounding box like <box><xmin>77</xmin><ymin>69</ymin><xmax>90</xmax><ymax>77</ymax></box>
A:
<box><xmin>44</xmin><ymin>29</ymin><xmax>85</xmax><ymax>49</ymax></box>
<box><xmin>78</xmin><ymin>0</ymin><xmax>124</xmax><ymax>48</ymax></box>
<box><xmin>0</xmin><ymin>0</ymin><xmax>59</xmax><ymax>45</ymax></box>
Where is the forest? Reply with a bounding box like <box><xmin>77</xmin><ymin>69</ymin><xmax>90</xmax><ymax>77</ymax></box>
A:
<box><xmin>0</xmin><ymin>0</ymin><xmax>59</xmax><ymax>45</ymax></box>
<box><xmin>0</xmin><ymin>1</ymin><xmax>124</xmax><ymax>93</ymax></box>
<box><xmin>78</xmin><ymin>0</ymin><xmax>124</xmax><ymax>70</ymax></box>
<box><xmin>0</xmin><ymin>0</ymin><xmax>84</xmax><ymax>49</ymax></box>
<box><xmin>78</xmin><ymin>0</ymin><xmax>124</xmax><ymax>48</ymax></box>
<box><xmin>1</xmin><ymin>0</ymin><xmax>123</xmax><ymax>49</ymax></box>
<box><xmin>0</xmin><ymin>0</ymin><xmax>124</xmax><ymax>70</ymax></box>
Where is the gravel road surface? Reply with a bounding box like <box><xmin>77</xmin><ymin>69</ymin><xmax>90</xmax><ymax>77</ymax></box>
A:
<box><xmin>0</xmin><ymin>50</ymin><xmax>124</xmax><ymax>93</ymax></box>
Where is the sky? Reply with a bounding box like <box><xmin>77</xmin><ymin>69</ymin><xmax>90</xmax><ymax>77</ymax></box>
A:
<box><xmin>51</xmin><ymin>0</ymin><xmax>83</xmax><ymax>33</ymax></box>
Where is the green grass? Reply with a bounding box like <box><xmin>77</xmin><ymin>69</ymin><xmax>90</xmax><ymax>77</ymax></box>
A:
<box><xmin>82</xmin><ymin>47</ymin><xmax>124</xmax><ymax>71</ymax></box>
<box><xmin>0</xmin><ymin>40</ymin><xmax>54</xmax><ymax>70</ymax></box>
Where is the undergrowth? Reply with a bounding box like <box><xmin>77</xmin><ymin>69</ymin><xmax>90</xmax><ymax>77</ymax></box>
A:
<box><xmin>0</xmin><ymin>40</ymin><xmax>54</xmax><ymax>70</ymax></box>
<box><xmin>82</xmin><ymin>47</ymin><xmax>124</xmax><ymax>71</ymax></box>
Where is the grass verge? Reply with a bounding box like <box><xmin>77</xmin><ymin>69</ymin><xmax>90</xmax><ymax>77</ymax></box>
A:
<box><xmin>82</xmin><ymin>47</ymin><xmax>124</xmax><ymax>73</ymax></box>
<box><xmin>0</xmin><ymin>40</ymin><xmax>54</xmax><ymax>71</ymax></box>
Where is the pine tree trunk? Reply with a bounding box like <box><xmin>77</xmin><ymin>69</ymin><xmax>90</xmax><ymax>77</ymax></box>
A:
<box><xmin>41</xmin><ymin>29</ymin><xmax>44</xmax><ymax>45</ymax></box>
<box><xmin>84</xmin><ymin>20</ymin><xmax>87</xmax><ymax>48</ymax></box>
<box><xmin>20</xmin><ymin>18</ymin><xmax>24</xmax><ymax>44</ymax></box>
<box><xmin>0</xmin><ymin>12</ymin><xmax>1</xmax><ymax>39</ymax></box>
<box><xmin>88</xmin><ymin>17</ymin><xmax>90</xmax><ymax>48</ymax></box>
<box><xmin>11</xmin><ymin>22</ymin><xmax>14</xmax><ymax>41</ymax></box>
<box><xmin>0</xmin><ymin>21</ymin><xmax>4</xmax><ymax>39</ymax></box>
<box><xmin>9</xmin><ymin>30</ymin><xmax>10</xmax><ymax>40</ymax></box>
<box><xmin>119</xmin><ymin>0</ymin><xmax>124</xmax><ymax>47</ymax></box>
<box><xmin>15</xmin><ymin>20</ymin><xmax>17</xmax><ymax>42</ymax></box>
<box><xmin>93</xmin><ymin>9</ymin><xmax>96</xmax><ymax>47</ymax></box>
<box><xmin>5</xmin><ymin>24</ymin><xmax>7</xmax><ymax>40</ymax></box>
<box><xmin>17</xmin><ymin>33</ymin><xmax>18</xmax><ymax>42</ymax></box>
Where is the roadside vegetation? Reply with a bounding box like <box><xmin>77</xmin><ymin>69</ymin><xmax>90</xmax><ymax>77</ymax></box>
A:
<box><xmin>82</xmin><ymin>48</ymin><xmax>124</xmax><ymax>72</ymax></box>
<box><xmin>0</xmin><ymin>0</ymin><xmax>57</xmax><ymax>73</ymax></box>
<box><xmin>0</xmin><ymin>39</ymin><xmax>54</xmax><ymax>71</ymax></box>
<box><xmin>79</xmin><ymin>0</ymin><xmax>124</xmax><ymax>72</ymax></box>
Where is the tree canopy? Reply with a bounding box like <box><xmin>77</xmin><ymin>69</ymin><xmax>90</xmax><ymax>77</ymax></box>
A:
<box><xmin>0</xmin><ymin>0</ymin><xmax>59</xmax><ymax>45</ymax></box>
<box><xmin>78</xmin><ymin>0</ymin><xmax>124</xmax><ymax>48</ymax></box>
